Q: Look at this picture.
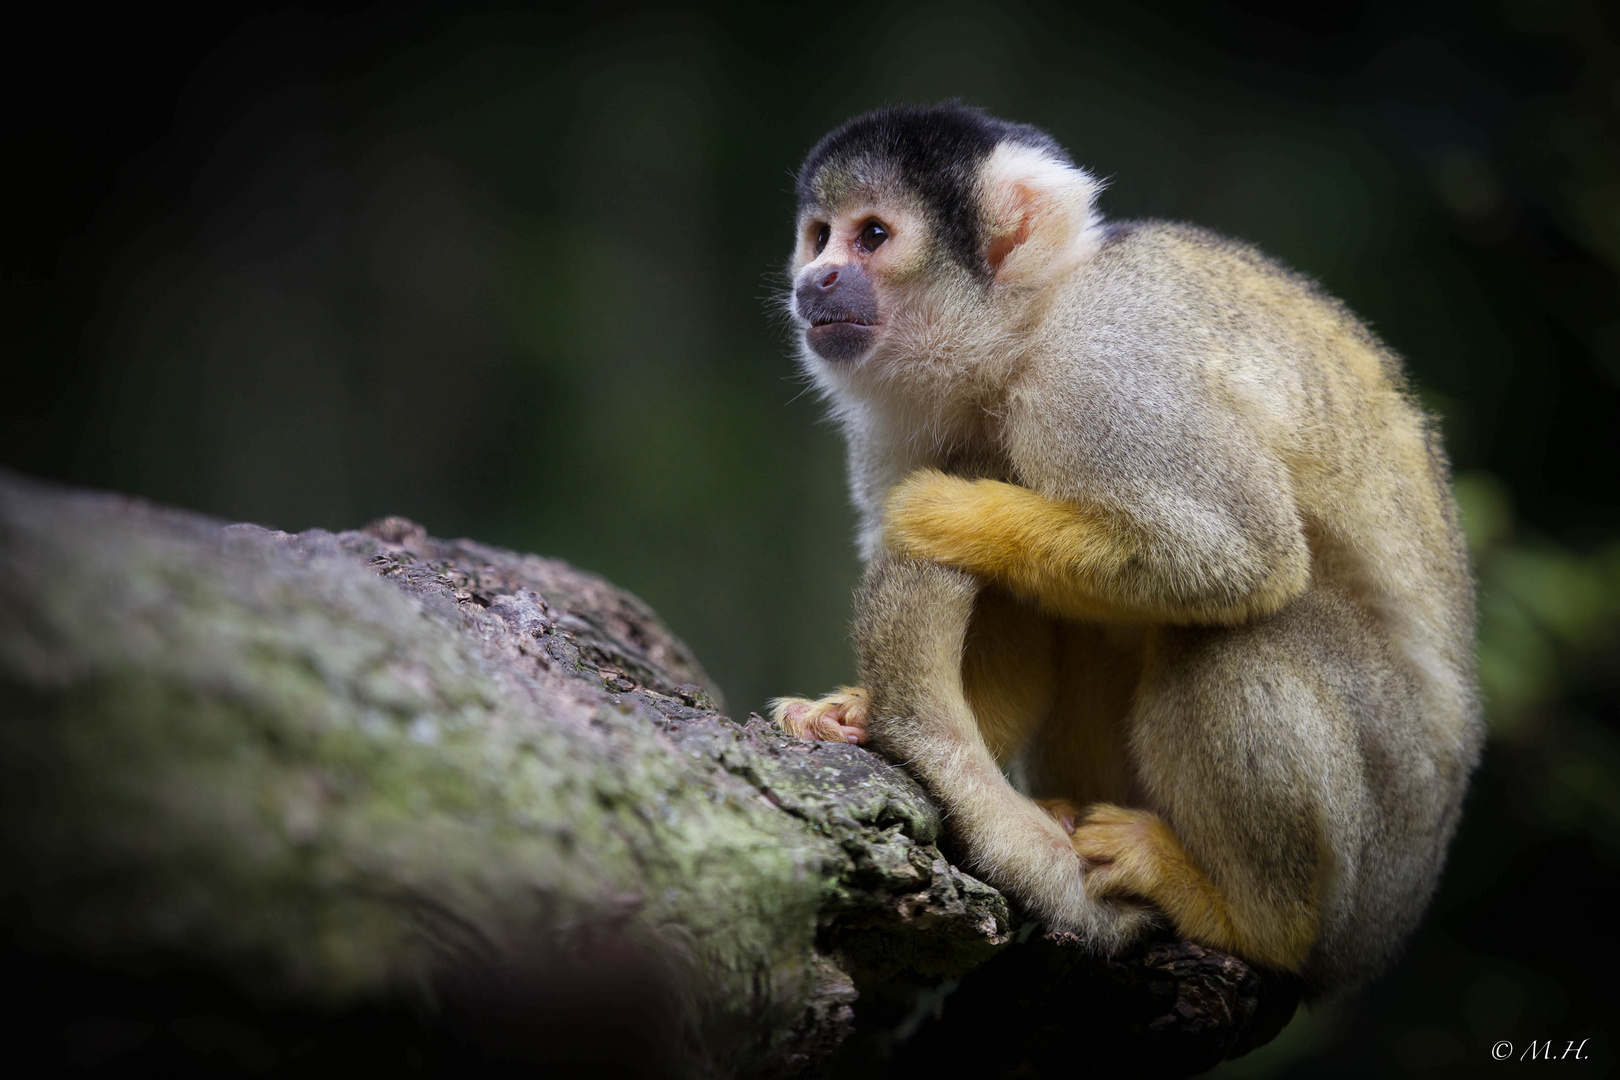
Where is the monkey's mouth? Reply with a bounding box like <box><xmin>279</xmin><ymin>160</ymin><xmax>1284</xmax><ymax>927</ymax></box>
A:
<box><xmin>805</xmin><ymin>318</ymin><xmax>877</xmax><ymax>362</ymax></box>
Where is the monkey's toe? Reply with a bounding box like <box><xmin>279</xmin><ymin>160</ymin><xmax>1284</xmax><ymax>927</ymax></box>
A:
<box><xmin>1069</xmin><ymin>804</ymin><xmax>1172</xmax><ymax>905</ymax></box>
<box><xmin>1034</xmin><ymin>797</ymin><xmax>1085</xmax><ymax>834</ymax></box>
<box><xmin>1069</xmin><ymin>804</ymin><xmax>1157</xmax><ymax>867</ymax></box>
<box><xmin>769</xmin><ymin>687</ymin><xmax>870</xmax><ymax>745</ymax></box>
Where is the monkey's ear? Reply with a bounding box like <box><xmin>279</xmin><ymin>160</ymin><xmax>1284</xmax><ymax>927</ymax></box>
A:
<box><xmin>981</xmin><ymin>144</ymin><xmax>1103</xmax><ymax>284</ymax></box>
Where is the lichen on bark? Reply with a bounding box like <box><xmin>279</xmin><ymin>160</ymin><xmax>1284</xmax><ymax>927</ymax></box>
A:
<box><xmin>0</xmin><ymin>471</ymin><xmax>1297</xmax><ymax>1077</ymax></box>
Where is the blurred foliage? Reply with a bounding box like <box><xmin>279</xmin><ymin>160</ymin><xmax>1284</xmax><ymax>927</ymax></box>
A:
<box><xmin>4</xmin><ymin>0</ymin><xmax>1619</xmax><ymax>1074</ymax></box>
<box><xmin>1462</xmin><ymin>473</ymin><xmax>1620</xmax><ymax>754</ymax></box>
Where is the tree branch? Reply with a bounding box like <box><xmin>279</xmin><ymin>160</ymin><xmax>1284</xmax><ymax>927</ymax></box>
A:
<box><xmin>0</xmin><ymin>470</ymin><xmax>1299</xmax><ymax>1077</ymax></box>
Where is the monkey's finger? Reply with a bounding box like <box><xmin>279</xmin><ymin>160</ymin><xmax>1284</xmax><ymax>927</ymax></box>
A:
<box><xmin>825</xmin><ymin>686</ymin><xmax>870</xmax><ymax>731</ymax></box>
<box><xmin>769</xmin><ymin>697</ymin><xmax>818</xmax><ymax>738</ymax></box>
<box><xmin>808</xmin><ymin>714</ymin><xmax>854</xmax><ymax>742</ymax></box>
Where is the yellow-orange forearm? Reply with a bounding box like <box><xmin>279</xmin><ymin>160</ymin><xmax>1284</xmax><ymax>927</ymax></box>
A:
<box><xmin>882</xmin><ymin>470</ymin><xmax>1137</xmax><ymax>620</ymax></box>
<box><xmin>882</xmin><ymin>469</ymin><xmax>1304</xmax><ymax>623</ymax></box>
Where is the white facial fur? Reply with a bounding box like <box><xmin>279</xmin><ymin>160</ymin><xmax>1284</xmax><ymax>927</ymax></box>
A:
<box><xmin>790</xmin><ymin>144</ymin><xmax>1106</xmax><ymax>454</ymax></box>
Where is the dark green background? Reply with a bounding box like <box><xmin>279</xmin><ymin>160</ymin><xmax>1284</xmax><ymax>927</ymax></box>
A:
<box><xmin>6</xmin><ymin>2</ymin><xmax>1618</xmax><ymax>1074</ymax></box>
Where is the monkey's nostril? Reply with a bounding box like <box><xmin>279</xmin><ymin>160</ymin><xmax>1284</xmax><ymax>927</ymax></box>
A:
<box><xmin>820</xmin><ymin>270</ymin><xmax>839</xmax><ymax>289</ymax></box>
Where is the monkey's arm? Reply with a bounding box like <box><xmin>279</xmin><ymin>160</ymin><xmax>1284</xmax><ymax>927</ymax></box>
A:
<box><xmin>883</xmin><ymin>469</ymin><xmax>1308</xmax><ymax>625</ymax></box>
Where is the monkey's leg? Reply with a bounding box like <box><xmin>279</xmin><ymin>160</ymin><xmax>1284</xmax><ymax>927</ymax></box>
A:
<box><xmin>771</xmin><ymin>584</ymin><xmax>1056</xmax><ymax>750</ymax></box>
<box><xmin>1080</xmin><ymin>594</ymin><xmax>1386</xmax><ymax>975</ymax></box>
<box><xmin>770</xmin><ymin>687</ymin><xmax>870</xmax><ymax>744</ymax></box>
<box><xmin>960</xmin><ymin>585</ymin><xmax>1058</xmax><ymax>766</ymax></box>
<box><xmin>856</xmin><ymin>556</ymin><xmax>1149</xmax><ymax>947</ymax></box>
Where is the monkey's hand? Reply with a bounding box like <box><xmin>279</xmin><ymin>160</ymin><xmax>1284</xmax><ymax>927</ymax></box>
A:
<box><xmin>769</xmin><ymin>686</ymin><xmax>870</xmax><ymax>745</ymax></box>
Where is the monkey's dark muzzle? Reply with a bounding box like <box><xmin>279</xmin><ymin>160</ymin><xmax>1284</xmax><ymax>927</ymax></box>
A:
<box><xmin>795</xmin><ymin>263</ymin><xmax>879</xmax><ymax>362</ymax></box>
<box><xmin>804</xmin><ymin>320</ymin><xmax>877</xmax><ymax>362</ymax></box>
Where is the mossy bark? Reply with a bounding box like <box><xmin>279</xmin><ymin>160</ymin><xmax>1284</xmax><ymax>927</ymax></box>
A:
<box><xmin>0</xmin><ymin>471</ymin><xmax>1298</xmax><ymax>1077</ymax></box>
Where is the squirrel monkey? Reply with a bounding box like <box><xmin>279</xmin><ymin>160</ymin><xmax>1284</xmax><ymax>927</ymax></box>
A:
<box><xmin>770</xmin><ymin>104</ymin><xmax>1481</xmax><ymax>993</ymax></box>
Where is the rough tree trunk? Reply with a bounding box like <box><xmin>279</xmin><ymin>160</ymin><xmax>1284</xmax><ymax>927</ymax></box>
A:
<box><xmin>0</xmin><ymin>470</ymin><xmax>1299</xmax><ymax>1077</ymax></box>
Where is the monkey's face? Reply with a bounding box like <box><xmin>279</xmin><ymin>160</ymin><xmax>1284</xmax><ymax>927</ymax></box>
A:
<box><xmin>787</xmin><ymin>136</ymin><xmax>1103</xmax><ymax>401</ymax></box>
<box><xmin>789</xmin><ymin>196</ymin><xmax>930</xmax><ymax>364</ymax></box>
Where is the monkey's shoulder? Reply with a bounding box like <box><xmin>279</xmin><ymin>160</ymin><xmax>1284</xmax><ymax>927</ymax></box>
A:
<box><xmin>1095</xmin><ymin>220</ymin><xmax>1334</xmax><ymax>304</ymax></box>
<box><xmin>1081</xmin><ymin>219</ymin><xmax>1406</xmax><ymax>387</ymax></box>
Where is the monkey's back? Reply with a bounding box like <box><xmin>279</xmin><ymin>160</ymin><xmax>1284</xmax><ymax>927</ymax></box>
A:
<box><xmin>1041</xmin><ymin>221</ymin><xmax>1483</xmax><ymax>986</ymax></box>
<box><xmin>1065</xmin><ymin>221</ymin><xmax>1475</xmax><ymax>697</ymax></box>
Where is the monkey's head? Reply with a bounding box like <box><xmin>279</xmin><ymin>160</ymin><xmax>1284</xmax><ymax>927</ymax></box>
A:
<box><xmin>788</xmin><ymin>104</ymin><xmax>1103</xmax><ymax>384</ymax></box>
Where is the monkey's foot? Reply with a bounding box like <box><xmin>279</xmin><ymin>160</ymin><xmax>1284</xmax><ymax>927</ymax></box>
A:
<box><xmin>769</xmin><ymin>686</ymin><xmax>870</xmax><ymax>745</ymax></box>
<box><xmin>1067</xmin><ymin>803</ymin><xmax>1271</xmax><ymax>967</ymax></box>
<box><xmin>1067</xmin><ymin>803</ymin><xmax>1163</xmax><ymax>876</ymax></box>
<box><xmin>1068</xmin><ymin>804</ymin><xmax>1207</xmax><ymax>924</ymax></box>
<box><xmin>1040</xmin><ymin>801</ymin><xmax>1172</xmax><ymax>901</ymax></box>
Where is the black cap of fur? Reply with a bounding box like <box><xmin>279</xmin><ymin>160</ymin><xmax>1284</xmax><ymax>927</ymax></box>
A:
<box><xmin>796</xmin><ymin>103</ymin><xmax>1071</xmax><ymax>278</ymax></box>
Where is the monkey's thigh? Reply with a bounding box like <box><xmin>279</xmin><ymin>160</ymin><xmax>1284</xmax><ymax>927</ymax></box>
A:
<box><xmin>1128</xmin><ymin>587</ymin><xmax>1396</xmax><ymax>935</ymax></box>
<box><xmin>961</xmin><ymin>586</ymin><xmax>1059</xmax><ymax>766</ymax></box>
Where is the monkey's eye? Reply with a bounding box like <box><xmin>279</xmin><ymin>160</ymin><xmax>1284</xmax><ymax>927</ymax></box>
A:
<box><xmin>858</xmin><ymin>221</ymin><xmax>889</xmax><ymax>253</ymax></box>
<box><xmin>814</xmin><ymin>223</ymin><xmax>830</xmax><ymax>254</ymax></box>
